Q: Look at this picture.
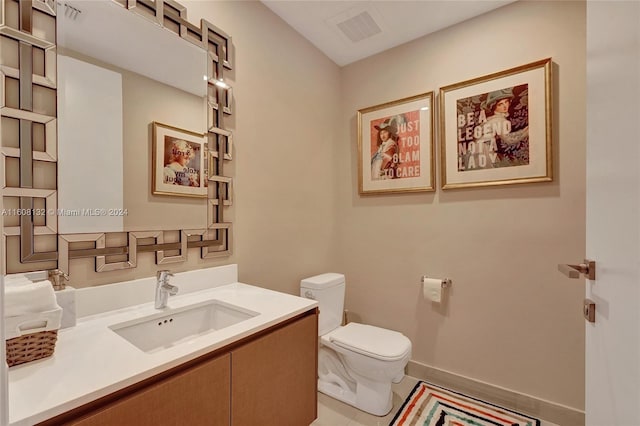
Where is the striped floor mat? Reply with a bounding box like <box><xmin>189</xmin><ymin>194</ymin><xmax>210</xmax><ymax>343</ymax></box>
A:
<box><xmin>389</xmin><ymin>381</ymin><xmax>540</xmax><ymax>426</ymax></box>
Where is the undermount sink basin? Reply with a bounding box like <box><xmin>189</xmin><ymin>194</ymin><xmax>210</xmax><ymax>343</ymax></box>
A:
<box><xmin>109</xmin><ymin>299</ymin><xmax>259</xmax><ymax>353</ymax></box>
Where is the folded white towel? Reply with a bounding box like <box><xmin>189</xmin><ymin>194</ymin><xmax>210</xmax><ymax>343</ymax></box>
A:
<box><xmin>5</xmin><ymin>278</ymin><xmax>33</xmax><ymax>288</ymax></box>
<box><xmin>5</xmin><ymin>274</ymin><xmax>31</xmax><ymax>281</ymax></box>
<box><xmin>4</xmin><ymin>281</ymin><xmax>60</xmax><ymax>317</ymax></box>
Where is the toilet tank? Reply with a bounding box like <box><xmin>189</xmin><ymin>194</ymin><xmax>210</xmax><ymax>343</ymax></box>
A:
<box><xmin>300</xmin><ymin>273</ymin><xmax>345</xmax><ymax>336</ymax></box>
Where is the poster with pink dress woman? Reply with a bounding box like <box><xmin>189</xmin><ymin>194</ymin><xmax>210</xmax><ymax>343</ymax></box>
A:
<box><xmin>357</xmin><ymin>92</ymin><xmax>435</xmax><ymax>195</ymax></box>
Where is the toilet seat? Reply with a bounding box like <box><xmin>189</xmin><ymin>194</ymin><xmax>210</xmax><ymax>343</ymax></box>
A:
<box><xmin>322</xmin><ymin>323</ymin><xmax>411</xmax><ymax>362</ymax></box>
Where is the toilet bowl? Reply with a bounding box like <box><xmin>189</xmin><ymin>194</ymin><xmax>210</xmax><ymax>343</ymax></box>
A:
<box><xmin>301</xmin><ymin>273</ymin><xmax>412</xmax><ymax>416</ymax></box>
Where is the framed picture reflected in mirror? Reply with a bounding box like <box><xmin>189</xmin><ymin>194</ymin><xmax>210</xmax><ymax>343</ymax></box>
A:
<box><xmin>152</xmin><ymin>122</ymin><xmax>207</xmax><ymax>198</ymax></box>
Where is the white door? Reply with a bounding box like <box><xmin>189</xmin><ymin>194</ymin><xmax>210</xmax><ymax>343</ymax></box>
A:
<box><xmin>585</xmin><ymin>2</ymin><xmax>640</xmax><ymax>425</ymax></box>
<box><xmin>0</xmin><ymin>275</ymin><xmax>6</xmax><ymax>426</ymax></box>
<box><xmin>0</xmin><ymin>182</ymin><xmax>6</xmax><ymax>424</ymax></box>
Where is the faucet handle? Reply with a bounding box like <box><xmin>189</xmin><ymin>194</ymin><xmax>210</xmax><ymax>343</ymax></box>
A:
<box><xmin>156</xmin><ymin>270</ymin><xmax>174</xmax><ymax>281</ymax></box>
<box><xmin>48</xmin><ymin>269</ymin><xmax>69</xmax><ymax>290</ymax></box>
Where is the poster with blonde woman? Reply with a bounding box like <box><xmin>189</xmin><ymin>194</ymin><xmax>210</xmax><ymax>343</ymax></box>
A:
<box><xmin>152</xmin><ymin>122</ymin><xmax>206</xmax><ymax>197</ymax></box>
<box><xmin>163</xmin><ymin>137</ymin><xmax>201</xmax><ymax>187</ymax></box>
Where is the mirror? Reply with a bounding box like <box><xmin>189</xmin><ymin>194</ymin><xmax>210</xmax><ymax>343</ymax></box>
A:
<box><xmin>56</xmin><ymin>0</ymin><xmax>208</xmax><ymax>233</ymax></box>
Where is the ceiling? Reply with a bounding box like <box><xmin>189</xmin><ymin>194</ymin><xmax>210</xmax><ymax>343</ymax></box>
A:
<box><xmin>261</xmin><ymin>0</ymin><xmax>517</xmax><ymax>66</ymax></box>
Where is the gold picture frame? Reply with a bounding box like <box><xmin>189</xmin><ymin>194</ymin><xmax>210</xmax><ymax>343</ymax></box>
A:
<box><xmin>152</xmin><ymin>122</ymin><xmax>207</xmax><ymax>198</ymax></box>
<box><xmin>357</xmin><ymin>92</ymin><xmax>435</xmax><ymax>195</ymax></box>
<box><xmin>439</xmin><ymin>58</ymin><xmax>553</xmax><ymax>190</ymax></box>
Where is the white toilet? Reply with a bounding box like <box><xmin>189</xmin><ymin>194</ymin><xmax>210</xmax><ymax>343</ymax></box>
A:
<box><xmin>301</xmin><ymin>273</ymin><xmax>412</xmax><ymax>416</ymax></box>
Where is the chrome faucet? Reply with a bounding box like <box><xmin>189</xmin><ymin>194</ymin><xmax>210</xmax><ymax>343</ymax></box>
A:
<box><xmin>155</xmin><ymin>270</ymin><xmax>178</xmax><ymax>309</ymax></box>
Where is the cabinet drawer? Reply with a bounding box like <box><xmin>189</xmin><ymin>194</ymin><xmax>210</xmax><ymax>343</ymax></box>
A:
<box><xmin>67</xmin><ymin>353</ymin><xmax>230</xmax><ymax>426</ymax></box>
<box><xmin>231</xmin><ymin>313</ymin><xmax>318</xmax><ymax>426</ymax></box>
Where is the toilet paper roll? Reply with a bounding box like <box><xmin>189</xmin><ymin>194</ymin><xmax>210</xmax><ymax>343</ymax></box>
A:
<box><xmin>423</xmin><ymin>278</ymin><xmax>442</xmax><ymax>303</ymax></box>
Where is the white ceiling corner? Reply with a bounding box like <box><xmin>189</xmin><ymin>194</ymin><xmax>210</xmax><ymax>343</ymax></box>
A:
<box><xmin>261</xmin><ymin>0</ymin><xmax>519</xmax><ymax>67</ymax></box>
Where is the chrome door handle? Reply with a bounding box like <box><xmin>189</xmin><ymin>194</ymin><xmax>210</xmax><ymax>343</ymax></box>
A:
<box><xmin>558</xmin><ymin>259</ymin><xmax>596</xmax><ymax>280</ymax></box>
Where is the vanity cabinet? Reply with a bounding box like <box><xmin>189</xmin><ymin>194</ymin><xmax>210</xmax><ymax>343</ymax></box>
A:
<box><xmin>232</xmin><ymin>309</ymin><xmax>318</xmax><ymax>426</ymax></box>
<box><xmin>37</xmin><ymin>309</ymin><xmax>318</xmax><ymax>426</ymax></box>
<box><xmin>65</xmin><ymin>354</ymin><xmax>231</xmax><ymax>426</ymax></box>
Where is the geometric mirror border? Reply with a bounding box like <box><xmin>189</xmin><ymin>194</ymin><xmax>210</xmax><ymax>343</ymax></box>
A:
<box><xmin>3</xmin><ymin>0</ymin><xmax>234</xmax><ymax>275</ymax></box>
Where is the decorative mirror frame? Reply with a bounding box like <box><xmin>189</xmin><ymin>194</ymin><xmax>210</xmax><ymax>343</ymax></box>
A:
<box><xmin>1</xmin><ymin>0</ymin><xmax>234</xmax><ymax>275</ymax></box>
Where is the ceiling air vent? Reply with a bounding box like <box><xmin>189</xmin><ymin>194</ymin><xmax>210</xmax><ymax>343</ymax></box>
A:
<box><xmin>328</xmin><ymin>7</ymin><xmax>383</xmax><ymax>43</ymax></box>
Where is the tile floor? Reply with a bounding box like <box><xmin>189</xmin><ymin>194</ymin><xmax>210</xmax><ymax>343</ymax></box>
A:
<box><xmin>311</xmin><ymin>375</ymin><xmax>559</xmax><ymax>426</ymax></box>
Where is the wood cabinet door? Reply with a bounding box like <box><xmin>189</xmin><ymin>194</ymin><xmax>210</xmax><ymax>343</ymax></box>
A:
<box><xmin>231</xmin><ymin>313</ymin><xmax>318</xmax><ymax>426</ymax></box>
<box><xmin>68</xmin><ymin>353</ymin><xmax>231</xmax><ymax>426</ymax></box>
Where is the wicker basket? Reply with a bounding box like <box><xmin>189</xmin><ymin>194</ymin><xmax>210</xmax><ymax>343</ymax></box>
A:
<box><xmin>5</xmin><ymin>330</ymin><xmax>59</xmax><ymax>367</ymax></box>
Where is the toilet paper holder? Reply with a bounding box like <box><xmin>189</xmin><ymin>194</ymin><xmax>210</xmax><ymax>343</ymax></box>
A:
<box><xmin>421</xmin><ymin>275</ymin><xmax>452</xmax><ymax>288</ymax></box>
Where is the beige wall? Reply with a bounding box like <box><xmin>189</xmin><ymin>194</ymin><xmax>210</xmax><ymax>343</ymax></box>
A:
<box><xmin>337</xmin><ymin>0</ymin><xmax>585</xmax><ymax>410</ymax></box>
<box><xmin>3</xmin><ymin>0</ymin><xmax>586</xmax><ymax>412</ymax></box>
<box><xmin>121</xmin><ymin>69</ymin><xmax>207</xmax><ymax>231</ymax></box>
<box><xmin>187</xmin><ymin>0</ymin><xmax>586</xmax><ymax>411</ymax></box>
<box><xmin>183</xmin><ymin>1</ymin><xmax>341</xmax><ymax>294</ymax></box>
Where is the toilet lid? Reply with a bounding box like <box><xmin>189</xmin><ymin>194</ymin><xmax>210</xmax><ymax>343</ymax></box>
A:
<box><xmin>325</xmin><ymin>323</ymin><xmax>411</xmax><ymax>361</ymax></box>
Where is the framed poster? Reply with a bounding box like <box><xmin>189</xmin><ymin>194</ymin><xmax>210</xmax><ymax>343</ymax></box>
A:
<box><xmin>439</xmin><ymin>58</ymin><xmax>552</xmax><ymax>189</ymax></box>
<box><xmin>152</xmin><ymin>122</ymin><xmax>207</xmax><ymax>198</ymax></box>
<box><xmin>357</xmin><ymin>91</ymin><xmax>435</xmax><ymax>195</ymax></box>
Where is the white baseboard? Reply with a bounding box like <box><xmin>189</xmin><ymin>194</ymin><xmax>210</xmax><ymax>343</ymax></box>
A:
<box><xmin>407</xmin><ymin>360</ymin><xmax>584</xmax><ymax>426</ymax></box>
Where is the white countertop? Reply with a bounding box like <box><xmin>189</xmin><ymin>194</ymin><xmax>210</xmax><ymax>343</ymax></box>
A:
<box><xmin>8</xmin><ymin>282</ymin><xmax>317</xmax><ymax>426</ymax></box>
